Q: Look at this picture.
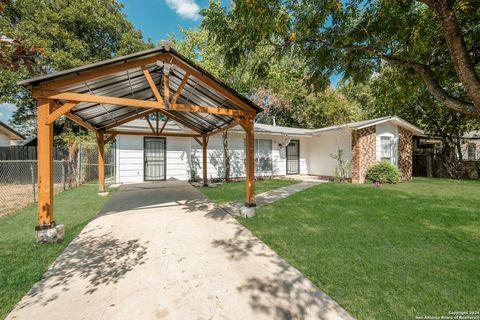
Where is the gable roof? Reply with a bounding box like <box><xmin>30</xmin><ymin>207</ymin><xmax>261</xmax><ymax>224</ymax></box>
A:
<box><xmin>0</xmin><ymin>120</ymin><xmax>25</xmax><ymax>140</ymax></box>
<box><xmin>18</xmin><ymin>46</ymin><xmax>262</xmax><ymax>135</ymax></box>
<box><xmin>311</xmin><ymin>116</ymin><xmax>424</xmax><ymax>135</ymax></box>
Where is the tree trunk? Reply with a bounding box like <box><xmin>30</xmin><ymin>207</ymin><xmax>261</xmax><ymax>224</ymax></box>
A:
<box><xmin>223</xmin><ymin>130</ymin><xmax>230</xmax><ymax>181</ymax></box>
<box><xmin>420</xmin><ymin>0</ymin><xmax>480</xmax><ymax>116</ymax></box>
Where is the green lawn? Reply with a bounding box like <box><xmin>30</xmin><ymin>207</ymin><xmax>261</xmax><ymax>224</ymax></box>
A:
<box><xmin>196</xmin><ymin>178</ymin><xmax>301</xmax><ymax>203</ymax></box>
<box><xmin>0</xmin><ymin>184</ymin><xmax>114</xmax><ymax>319</ymax></box>
<box><xmin>235</xmin><ymin>178</ymin><xmax>480</xmax><ymax>320</ymax></box>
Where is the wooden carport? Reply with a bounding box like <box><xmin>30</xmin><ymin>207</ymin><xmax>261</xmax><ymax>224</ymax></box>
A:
<box><xmin>19</xmin><ymin>46</ymin><xmax>262</xmax><ymax>241</ymax></box>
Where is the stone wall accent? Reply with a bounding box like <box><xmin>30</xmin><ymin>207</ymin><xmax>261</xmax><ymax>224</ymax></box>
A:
<box><xmin>398</xmin><ymin>127</ymin><xmax>413</xmax><ymax>180</ymax></box>
<box><xmin>351</xmin><ymin>126</ymin><xmax>376</xmax><ymax>183</ymax></box>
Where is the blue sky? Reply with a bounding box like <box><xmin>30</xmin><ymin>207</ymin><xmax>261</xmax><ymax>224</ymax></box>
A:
<box><xmin>119</xmin><ymin>0</ymin><xmax>211</xmax><ymax>43</ymax></box>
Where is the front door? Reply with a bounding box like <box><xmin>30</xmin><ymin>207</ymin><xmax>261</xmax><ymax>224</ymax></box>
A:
<box><xmin>144</xmin><ymin>137</ymin><xmax>166</xmax><ymax>181</ymax></box>
<box><xmin>286</xmin><ymin>140</ymin><xmax>300</xmax><ymax>175</ymax></box>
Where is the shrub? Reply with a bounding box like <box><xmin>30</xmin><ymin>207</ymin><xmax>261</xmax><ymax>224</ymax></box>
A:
<box><xmin>366</xmin><ymin>161</ymin><xmax>402</xmax><ymax>184</ymax></box>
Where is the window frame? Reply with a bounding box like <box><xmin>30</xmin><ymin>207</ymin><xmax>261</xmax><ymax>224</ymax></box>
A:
<box><xmin>380</xmin><ymin>136</ymin><xmax>393</xmax><ymax>162</ymax></box>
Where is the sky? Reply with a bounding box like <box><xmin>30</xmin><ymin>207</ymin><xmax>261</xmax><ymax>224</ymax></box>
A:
<box><xmin>0</xmin><ymin>0</ymin><xmax>341</xmax><ymax>124</ymax></box>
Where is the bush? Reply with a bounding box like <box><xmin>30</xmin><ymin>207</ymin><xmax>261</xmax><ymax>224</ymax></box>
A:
<box><xmin>366</xmin><ymin>161</ymin><xmax>402</xmax><ymax>184</ymax></box>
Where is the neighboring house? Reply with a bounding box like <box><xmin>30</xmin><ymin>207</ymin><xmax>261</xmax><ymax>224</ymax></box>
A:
<box><xmin>461</xmin><ymin>130</ymin><xmax>480</xmax><ymax>161</ymax></box>
<box><xmin>115</xmin><ymin>115</ymin><xmax>423</xmax><ymax>184</ymax></box>
<box><xmin>0</xmin><ymin>120</ymin><xmax>24</xmax><ymax>146</ymax></box>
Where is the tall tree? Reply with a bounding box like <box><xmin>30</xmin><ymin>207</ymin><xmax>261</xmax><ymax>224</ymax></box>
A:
<box><xmin>201</xmin><ymin>0</ymin><xmax>480</xmax><ymax>117</ymax></box>
<box><xmin>0</xmin><ymin>0</ymin><xmax>151</xmax><ymax>134</ymax></box>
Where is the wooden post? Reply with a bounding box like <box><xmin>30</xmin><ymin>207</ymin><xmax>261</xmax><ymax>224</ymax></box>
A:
<box><xmin>202</xmin><ymin>135</ymin><xmax>208</xmax><ymax>186</ymax></box>
<box><xmin>97</xmin><ymin>130</ymin><xmax>106</xmax><ymax>195</ymax></box>
<box><xmin>244</xmin><ymin>116</ymin><xmax>256</xmax><ymax>207</ymax></box>
<box><xmin>36</xmin><ymin>99</ymin><xmax>54</xmax><ymax>227</ymax></box>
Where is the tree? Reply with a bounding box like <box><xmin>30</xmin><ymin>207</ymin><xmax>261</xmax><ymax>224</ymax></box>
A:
<box><xmin>201</xmin><ymin>0</ymin><xmax>480</xmax><ymax>117</ymax></box>
<box><xmin>0</xmin><ymin>0</ymin><xmax>151</xmax><ymax>134</ymax></box>
<box><xmin>346</xmin><ymin>65</ymin><xmax>479</xmax><ymax>177</ymax></box>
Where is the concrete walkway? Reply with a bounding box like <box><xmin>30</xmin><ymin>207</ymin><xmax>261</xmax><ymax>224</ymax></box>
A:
<box><xmin>222</xmin><ymin>180</ymin><xmax>325</xmax><ymax>216</ymax></box>
<box><xmin>7</xmin><ymin>181</ymin><xmax>353</xmax><ymax>320</ymax></box>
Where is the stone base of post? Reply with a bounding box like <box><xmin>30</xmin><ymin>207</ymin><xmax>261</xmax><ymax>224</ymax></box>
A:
<box><xmin>35</xmin><ymin>222</ymin><xmax>65</xmax><ymax>244</ymax></box>
<box><xmin>240</xmin><ymin>203</ymin><xmax>256</xmax><ymax>218</ymax></box>
<box><xmin>97</xmin><ymin>191</ymin><xmax>109</xmax><ymax>197</ymax></box>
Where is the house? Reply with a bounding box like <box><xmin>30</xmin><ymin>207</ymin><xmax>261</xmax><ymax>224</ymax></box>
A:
<box><xmin>114</xmin><ymin>115</ymin><xmax>423</xmax><ymax>184</ymax></box>
<box><xmin>413</xmin><ymin>130</ymin><xmax>480</xmax><ymax>179</ymax></box>
<box><xmin>0</xmin><ymin>120</ymin><xmax>25</xmax><ymax>146</ymax></box>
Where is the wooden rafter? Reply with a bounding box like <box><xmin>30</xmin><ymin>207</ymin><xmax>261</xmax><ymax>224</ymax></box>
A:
<box><xmin>159</xmin><ymin>117</ymin><xmax>169</xmax><ymax>134</ymax></box>
<box><xmin>145</xmin><ymin>115</ymin><xmax>155</xmax><ymax>133</ymax></box>
<box><xmin>105</xmin><ymin>133</ymin><xmax>117</xmax><ymax>143</ymax></box>
<box><xmin>65</xmin><ymin>113</ymin><xmax>97</xmax><ymax>132</ymax></box>
<box><xmin>193</xmin><ymin>137</ymin><xmax>202</xmax><ymax>146</ymax></box>
<box><xmin>163</xmin><ymin>72</ymin><xmax>170</xmax><ymax>108</ymax></box>
<box><xmin>171</xmin><ymin>72</ymin><xmax>189</xmax><ymax>105</ymax></box>
<box><xmin>46</xmin><ymin>102</ymin><xmax>78</xmax><ymax>124</ymax></box>
<box><xmin>104</xmin><ymin>109</ymin><xmax>154</xmax><ymax>130</ymax></box>
<box><xmin>205</xmin><ymin>119</ymin><xmax>240</xmax><ymax>137</ymax></box>
<box><xmin>167</xmin><ymin>55</ymin><xmax>256</xmax><ymax>115</ymax></box>
<box><xmin>105</xmin><ymin>130</ymin><xmax>200</xmax><ymax>138</ymax></box>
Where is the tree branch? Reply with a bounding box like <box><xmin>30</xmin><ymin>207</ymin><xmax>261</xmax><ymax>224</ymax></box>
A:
<box><xmin>309</xmin><ymin>38</ymin><xmax>478</xmax><ymax>117</ymax></box>
<box><xmin>417</xmin><ymin>0</ymin><xmax>480</xmax><ymax>116</ymax></box>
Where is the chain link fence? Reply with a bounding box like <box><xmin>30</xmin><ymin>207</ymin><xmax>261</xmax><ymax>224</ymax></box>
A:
<box><xmin>0</xmin><ymin>144</ymin><xmax>115</xmax><ymax>217</ymax></box>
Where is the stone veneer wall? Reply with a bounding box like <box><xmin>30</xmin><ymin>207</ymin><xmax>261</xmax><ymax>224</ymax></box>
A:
<box><xmin>351</xmin><ymin>126</ymin><xmax>376</xmax><ymax>183</ymax></box>
<box><xmin>398</xmin><ymin>127</ymin><xmax>413</xmax><ymax>180</ymax></box>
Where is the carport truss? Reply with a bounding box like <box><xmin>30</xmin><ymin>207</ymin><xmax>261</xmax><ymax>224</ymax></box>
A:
<box><xmin>18</xmin><ymin>46</ymin><xmax>262</xmax><ymax>238</ymax></box>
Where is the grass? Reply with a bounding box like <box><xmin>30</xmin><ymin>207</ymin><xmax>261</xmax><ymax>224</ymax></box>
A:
<box><xmin>235</xmin><ymin>178</ymin><xmax>480</xmax><ymax>320</ymax></box>
<box><xmin>196</xmin><ymin>178</ymin><xmax>301</xmax><ymax>204</ymax></box>
<box><xmin>0</xmin><ymin>184</ymin><xmax>114</xmax><ymax>319</ymax></box>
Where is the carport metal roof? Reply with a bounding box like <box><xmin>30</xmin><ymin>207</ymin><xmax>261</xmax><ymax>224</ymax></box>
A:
<box><xmin>20</xmin><ymin>45</ymin><xmax>262</xmax><ymax>136</ymax></box>
<box><xmin>25</xmin><ymin>45</ymin><xmax>261</xmax><ymax>234</ymax></box>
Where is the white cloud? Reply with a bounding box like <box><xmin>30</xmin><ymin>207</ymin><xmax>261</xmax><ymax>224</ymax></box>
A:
<box><xmin>165</xmin><ymin>0</ymin><xmax>200</xmax><ymax>20</ymax></box>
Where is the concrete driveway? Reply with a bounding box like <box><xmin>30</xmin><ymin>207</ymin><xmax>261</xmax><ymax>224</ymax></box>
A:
<box><xmin>7</xmin><ymin>181</ymin><xmax>354</xmax><ymax>320</ymax></box>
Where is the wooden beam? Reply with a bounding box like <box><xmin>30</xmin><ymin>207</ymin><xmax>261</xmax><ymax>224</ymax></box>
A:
<box><xmin>172</xmin><ymin>103</ymin><xmax>246</xmax><ymax>117</ymax></box>
<box><xmin>39</xmin><ymin>53</ymin><xmax>168</xmax><ymax>90</ymax></box>
<box><xmin>163</xmin><ymin>73</ymin><xmax>170</xmax><ymax>108</ymax></box>
<box><xmin>145</xmin><ymin>115</ymin><xmax>155</xmax><ymax>133</ymax></box>
<box><xmin>193</xmin><ymin>137</ymin><xmax>202</xmax><ymax>146</ymax></box>
<box><xmin>167</xmin><ymin>55</ymin><xmax>257</xmax><ymax>115</ymax></box>
<box><xmin>171</xmin><ymin>72</ymin><xmax>190</xmax><ymax>105</ymax></box>
<box><xmin>46</xmin><ymin>102</ymin><xmax>78</xmax><ymax>124</ymax></box>
<box><xmin>105</xmin><ymin>133</ymin><xmax>117</xmax><ymax>143</ymax></box>
<box><xmin>104</xmin><ymin>109</ymin><xmax>155</xmax><ymax>130</ymax></box>
<box><xmin>97</xmin><ymin>131</ymin><xmax>106</xmax><ymax>194</ymax></box>
<box><xmin>64</xmin><ymin>113</ymin><xmax>97</xmax><ymax>132</ymax></box>
<box><xmin>202</xmin><ymin>135</ymin><xmax>208</xmax><ymax>186</ymax></box>
<box><xmin>206</xmin><ymin>119</ymin><xmax>240</xmax><ymax>137</ymax></box>
<box><xmin>244</xmin><ymin>116</ymin><xmax>256</xmax><ymax>206</ymax></box>
<box><xmin>159</xmin><ymin>117</ymin><xmax>169</xmax><ymax>134</ymax></box>
<box><xmin>155</xmin><ymin>111</ymin><xmax>159</xmax><ymax>133</ymax></box>
<box><xmin>33</xmin><ymin>90</ymin><xmax>248</xmax><ymax>117</ymax></box>
<box><xmin>142</xmin><ymin>66</ymin><xmax>162</xmax><ymax>102</ymax></box>
<box><xmin>36</xmin><ymin>99</ymin><xmax>54</xmax><ymax>227</ymax></box>
<box><xmin>105</xmin><ymin>130</ymin><xmax>201</xmax><ymax>138</ymax></box>
<box><xmin>33</xmin><ymin>89</ymin><xmax>165</xmax><ymax>110</ymax></box>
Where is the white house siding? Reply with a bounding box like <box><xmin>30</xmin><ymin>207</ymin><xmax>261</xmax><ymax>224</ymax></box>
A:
<box><xmin>115</xmin><ymin>135</ymin><xmax>144</xmax><ymax>183</ymax></box>
<box><xmin>307</xmin><ymin>129</ymin><xmax>352</xmax><ymax>177</ymax></box>
<box><xmin>375</xmin><ymin>123</ymin><xmax>398</xmax><ymax>165</ymax></box>
<box><xmin>116</xmin><ymin>132</ymin><xmax>310</xmax><ymax>184</ymax></box>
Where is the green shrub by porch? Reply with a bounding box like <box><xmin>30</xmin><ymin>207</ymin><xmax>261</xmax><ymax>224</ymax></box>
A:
<box><xmin>366</xmin><ymin>161</ymin><xmax>401</xmax><ymax>184</ymax></box>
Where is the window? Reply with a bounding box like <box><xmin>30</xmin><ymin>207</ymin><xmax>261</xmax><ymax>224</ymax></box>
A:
<box><xmin>380</xmin><ymin>136</ymin><xmax>392</xmax><ymax>162</ymax></box>
<box><xmin>467</xmin><ymin>143</ymin><xmax>477</xmax><ymax>161</ymax></box>
<box><xmin>254</xmin><ymin>139</ymin><xmax>273</xmax><ymax>173</ymax></box>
